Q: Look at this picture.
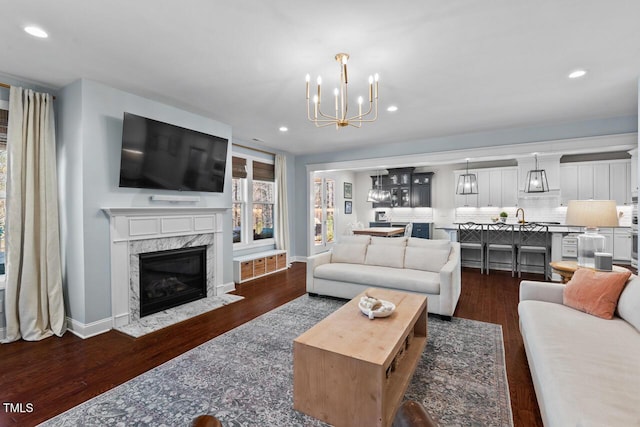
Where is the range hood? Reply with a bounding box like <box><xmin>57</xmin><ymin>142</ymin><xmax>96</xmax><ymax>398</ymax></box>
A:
<box><xmin>517</xmin><ymin>189</ymin><xmax>561</xmax><ymax>207</ymax></box>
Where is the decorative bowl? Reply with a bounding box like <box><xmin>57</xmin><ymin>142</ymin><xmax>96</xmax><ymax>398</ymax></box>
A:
<box><xmin>358</xmin><ymin>299</ymin><xmax>396</xmax><ymax>319</ymax></box>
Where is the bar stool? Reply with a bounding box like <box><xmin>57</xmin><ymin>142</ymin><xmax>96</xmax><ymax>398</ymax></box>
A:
<box><xmin>485</xmin><ymin>222</ymin><xmax>516</xmax><ymax>277</ymax></box>
<box><xmin>458</xmin><ymin>222</ymin><xmax>485</xmax><ymax>273</ymax></box>
<box><xmin>517</xmin><ymin>222</ymin><xmax>550</xmax><ymax>279</ymax></box>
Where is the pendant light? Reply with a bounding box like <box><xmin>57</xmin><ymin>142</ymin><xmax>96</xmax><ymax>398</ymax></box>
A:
<box><xmin>367</xmin><ymin>170</ymin><xmax>390</xmax><ymax>202</ymax></box>
<box><xmin>456</xmin><ymin>160</ymin><xmax>478</xmax><ymax>195</ymax></box>
<box><xmin>524</xmin><ymin>154</ymin><xmax>549</xmax><ymax>193</ymax></box>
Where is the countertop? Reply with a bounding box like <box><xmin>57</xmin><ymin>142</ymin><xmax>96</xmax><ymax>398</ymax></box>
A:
<box><xmin>436</xmin><ymin>223</ymin><xmax>631</xmax><ymax>233</ymax></box>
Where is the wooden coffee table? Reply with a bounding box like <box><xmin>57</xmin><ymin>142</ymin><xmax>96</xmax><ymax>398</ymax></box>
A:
<box><xmin>293</xmin><ymin>288</ymin><xmax>428</xmax><ymax>427</ymax></box>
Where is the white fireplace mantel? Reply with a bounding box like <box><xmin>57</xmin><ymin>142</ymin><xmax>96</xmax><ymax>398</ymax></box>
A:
<box><xmin>102</xmin><ymin>206</ymin><xmax>230</xmax><ymax>328</ymax></box>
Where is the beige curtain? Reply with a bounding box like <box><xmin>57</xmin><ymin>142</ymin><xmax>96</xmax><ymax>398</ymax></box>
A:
<box><xmin>275</xmin><ymin>154</ymin><xmax>290</xmax><ymax>253</ymax></box>
<box><xmin>2</xmin><ymin>87</ymin><xmax>65</xmax><ymax>343</ymax></box>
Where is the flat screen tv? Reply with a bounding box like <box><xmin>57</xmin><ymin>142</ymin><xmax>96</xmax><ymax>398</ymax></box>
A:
<box><xmin>119</xmin><ymin>112</ymin><xmax>228</xmax><ymax>192</ymax></box>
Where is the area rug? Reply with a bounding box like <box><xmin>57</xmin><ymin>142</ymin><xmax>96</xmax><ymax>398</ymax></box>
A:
<box><xmin>114</xmin><ymin>293</ymin><xmax>244</xmax><ymax>338</ymax></box>
<box><xmin>41</xmin><ymin>295</ymin><xmax>513</xmax><ymax>426</ymax></box>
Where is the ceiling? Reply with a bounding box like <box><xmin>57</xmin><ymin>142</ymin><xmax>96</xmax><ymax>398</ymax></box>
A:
<box><xmin>2</xmin><ymin>1</ymin><xmax>639</xmax><ymax>156</ymax></box>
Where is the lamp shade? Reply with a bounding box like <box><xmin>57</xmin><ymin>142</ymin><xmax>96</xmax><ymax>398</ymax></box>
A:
<box><xmin>565</xmin><ymin>200</ymin><xmax>619</xmax><ymax>228</ymax></box>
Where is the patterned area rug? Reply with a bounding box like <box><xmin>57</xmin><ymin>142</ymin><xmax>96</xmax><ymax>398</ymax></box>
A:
<box><xmin>41</xmin><ymin>295</ymin><xmax>513</xmax><ymax>426</ymax></box>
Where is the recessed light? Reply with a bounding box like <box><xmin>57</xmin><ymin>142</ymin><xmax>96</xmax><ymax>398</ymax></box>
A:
<box><xmin>568</xmin><ymin>69</ymin><xmax>587</xmax><ymax>79</ymax></box>
<box><xmin>279</xmin><ymin>126</ymin><xmax>288</xmax><ymax>132</ymax></box>
<box><xmin>387</xmin><ymin>105</ymin><xmax>398</xmax><ymax>112</ymax></box>
<box><xmin>24</xmin><ymin>26</ymin><xmax>48</xmax><ymax>38</ymax></box>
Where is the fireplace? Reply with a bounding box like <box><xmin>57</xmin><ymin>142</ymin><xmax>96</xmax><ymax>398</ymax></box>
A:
<box><xmin>139</xmin><ymin>246</ymin><xmax>207</xmax><ymax>317</ymax></box>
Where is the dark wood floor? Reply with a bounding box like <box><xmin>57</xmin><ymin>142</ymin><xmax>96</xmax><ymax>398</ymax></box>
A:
<box><xmin>0</xmin><ymin>263</ymin><xmax>543</xmax><ymax>427</ymax></box>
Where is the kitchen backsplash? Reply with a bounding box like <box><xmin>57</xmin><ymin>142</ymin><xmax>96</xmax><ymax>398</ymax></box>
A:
<box><xmin>455</xmin><ymin>205</ymin><xmax>632</xmax><ymax>227</ymax></box>
<box><xmin>375</xmin><ymin>207</ymin><xmax>434</xmax><ymax>223</ymax></box>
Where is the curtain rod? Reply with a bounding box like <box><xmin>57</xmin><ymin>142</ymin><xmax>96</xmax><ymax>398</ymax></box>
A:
<box><xmin>0</xmin><ymin>81</ymin><xmax>56</xmax><ymax>99</ymax></box>
<box><xmin>232</xmin><ymin>143</ymin><xmax>276</xmax><ymax>157</ymax></box>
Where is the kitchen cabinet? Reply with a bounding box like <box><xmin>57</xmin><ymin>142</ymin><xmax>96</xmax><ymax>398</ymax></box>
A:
<box><xmin>464</xmin><ymin>167</ymin><xmax>518</xmax><ymax>208</ymax></box>
<box><xmin>371</xmin><ymin>168</ymin><xmax>432</xmax><ymax>208</ymax></box>
<box><xmin>600</xmin><ymin>228</ymin><xmax>631</xmax><ymax>261</ymax></box>
<box><xmin>613</xmin><ymin>228</ymin><xmax>632</xmax><ymax>261</ymax></box>
<box><xmin>610</xmin><ymin>161</ymin><xmax>631</xmax><ymax>205</ymax></box>
<box><xmin>560</xmin><ymin>164</ymin><xmax>578</xmax><ymax>206</ymax></box>
<box><xmin>410</xmin><ymin>172</ymin><xmax>434</xmax><ymax>207</ymax></box>
<box><xmin>578</xmin><ymin>164</ymin><xmax>595</xmax><ymax>199</ymax></box>
<box><xmin>388</xmin><ymin>168</ymin><xmax>413</xmax><ymax>207</ymax></box>
<box><xmin>560</xmin><ymin>160</ymin><xmax>631</xmax><ymax>206</ymax></box>
<box><xmin>411</xmin><ymin>222</ymin><xmax>432</xmax><ymax>239</ymax></box>
<box><xmin>501</xmin><ymin>168</ymin><xmax>519</xmax><ymax>207</ymax></box>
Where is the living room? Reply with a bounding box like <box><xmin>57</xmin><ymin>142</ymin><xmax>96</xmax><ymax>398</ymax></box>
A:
<box><xmin>1</xmin><ymin>2</ymin><xmax>640</xmax><ymax>426</ymax></box>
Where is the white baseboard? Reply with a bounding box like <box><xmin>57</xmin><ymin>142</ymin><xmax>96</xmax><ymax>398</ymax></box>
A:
<box><xmin>217</xmin><ymin>281</ymin><xmax>236</xmax><ymax>294</ymax></box>
<box><xmin>290</xmin><ymin>255</ymin><xmax>307</xmax><ymax>263</ymax></box>
<box><xmin>0</xmin><ymin>326</ymin><xmax>5</xmax><ymax>341</ymax></box>
<box><xmin>113</xmin><ymin>312</ymin><xmax>130</xmax><ymax>328</ymax></box>
<box><xmin>66</xmin><ymin>316</ymin><xmax>112</xmax><ymax>339</ymax></box>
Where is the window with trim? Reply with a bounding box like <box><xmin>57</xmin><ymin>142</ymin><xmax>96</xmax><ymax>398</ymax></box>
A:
<box><xmin>232</xmin><ymin>154</ymin><xmax>275</xmax><ymax>246</ymax></box>
<box><xmin>0</xmin><ymin>104</ymin><xmax>7</xmax><ymax>275</ymax></box>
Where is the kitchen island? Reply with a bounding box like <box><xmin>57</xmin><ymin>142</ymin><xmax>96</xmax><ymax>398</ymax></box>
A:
<box><xmin>437</xmin><ymin>222</ymin><xmax>632</xmax><ymax>280</ymax></box>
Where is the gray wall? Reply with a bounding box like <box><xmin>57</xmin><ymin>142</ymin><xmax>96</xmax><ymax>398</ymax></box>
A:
<box><xmin>292</xmin><ymin>115</ymin><xmax>639</xmax><ymax>259</ymax></box>
<box><xmin>57</xmin><ymin>79</ymin><xmax>233</xmax><ymax>325</ymax></box>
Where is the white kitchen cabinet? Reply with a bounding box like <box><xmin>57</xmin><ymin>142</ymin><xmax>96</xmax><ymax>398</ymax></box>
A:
<box><xmin>599</xmin><ymin>228</ymin><xmax>631</xmax><ymax>261</ymax></box>
<box><xmin>578</xmin><ymin>164</ymin><xmax>595</xmax><ymax>200</ymax></box>
<box><xmin>600</xmin><ymin>228</ymin><xmax>614</xmax><ymax>255</ymax></box>
<box><xmin>471</xmin><ymin>167</ymin><xmax>518</xmax><ymax>208</ymax></box>
<box><xmin>560</xmin><ymin>160</ymin><xmax>631</xmax><ymax>206</ymax></box>
<box><xmin>501</xmin><ymin>168</ymin><xmax>519</xmax><ymax>207</ymax></box>
<box><xmin>560</xmin><ymin>164</ymin><xmax>578</xmax><ymax>206</ymax></box>
<box><xmin>476</xmin><ymin>170</ymin><xmax>491</xmax><ymax>207</ymax></box>
<box><xmin>593</xmin><ymin>163</ymin><xmax>610</xmax><ymax>200</ymax></box>
<box><xmin>613</xmin><ymin>228</ymin><xmax>632</xmax><ymax>261</ymax></box>
<box><xmin>610</xmin><ymin>161</ymin><xmax>631</xmax><ymax>205</ymax></box>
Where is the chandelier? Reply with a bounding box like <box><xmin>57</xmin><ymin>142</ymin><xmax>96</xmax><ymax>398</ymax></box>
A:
<box><xmin>367</xmin><ymin>169</ymin><xmax>390</xmax><ymax>202</ymax></box>
<box><xmin>306</xmin><ymin>53</ymin><xmax>378</xmax><ymax>129</ymax></box>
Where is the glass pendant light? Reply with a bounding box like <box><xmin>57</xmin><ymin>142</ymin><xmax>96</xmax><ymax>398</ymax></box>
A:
<box><xmin>525</xmin><ymin>154</ymin><xmax>549</xmax><ymax>193</ymax></box>
<box><xmin>367</xmin><ymin>169</ymin><xmax>390</xmax><ymax>202</ymax></box>
<box><xmin>456</xmin><ymin>160</ymin><xmax>478</xmax><ymax>195</ymax></box>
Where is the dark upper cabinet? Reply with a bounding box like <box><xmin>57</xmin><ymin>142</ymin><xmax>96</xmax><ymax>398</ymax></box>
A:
<box><xmin>411</xmin><ymin>172</ymin><xmax>434</xmax><ymax>207</ymax></box>
<box><xmin>370</xmin><ymin>169</ymin><xmax>433</xmax><ymax>208</ymax></box>
<box><xmin>388</xmin><ymin>168</ymin><xmax>414</xmax><ymax>207</ymax></box>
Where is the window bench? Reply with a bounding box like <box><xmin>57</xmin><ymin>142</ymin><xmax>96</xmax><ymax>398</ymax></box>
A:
<box><xmin>233</xmin><ymin>249</ymin><xmax>288</xmax><ymax>283</ymax></box>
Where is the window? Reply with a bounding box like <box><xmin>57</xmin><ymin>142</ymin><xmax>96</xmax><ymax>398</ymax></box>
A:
<box><xmin>0</xmin><ymin>103</ymin><xmax>7</xmax><ymax>275</ymax></box>
<box><xmin>232</xmin><ymin>154</ymin><xmax>275</xmax><ymax>247</ymax></box>
<box><xmin>232</xmin><ymin>157</ymin><xmax>246</xmax><ymax>244</ymax></box>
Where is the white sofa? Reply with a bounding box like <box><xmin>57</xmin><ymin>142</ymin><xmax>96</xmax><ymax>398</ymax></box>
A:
<box><xmin>306</xmin><ymin>235</ymin><xmax>461</xmax><ymax>317</ymax></box>
<box><xmin>518</xmin><ymin>277</ymin><xmax>640</xmax><ymax>426</ymax></box>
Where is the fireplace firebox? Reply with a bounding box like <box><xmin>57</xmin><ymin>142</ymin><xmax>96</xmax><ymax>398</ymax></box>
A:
<box><xmin>139</xmin><ymin>246</ymin><xmax>207</xmax><ymax>317</ymax></box>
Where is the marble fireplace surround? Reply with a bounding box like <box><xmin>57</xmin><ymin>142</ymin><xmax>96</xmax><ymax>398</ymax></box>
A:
<box><xmin>103</xmin><ymin>207</ymin><xmax>230</xmax><ymax>329</ymax></box>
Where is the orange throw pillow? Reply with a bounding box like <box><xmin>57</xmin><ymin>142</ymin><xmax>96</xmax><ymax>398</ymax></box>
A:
<box><xmin>563</xmin><ymin>268</ymin><xmax>632</xmax><ymax>319</ymax></box>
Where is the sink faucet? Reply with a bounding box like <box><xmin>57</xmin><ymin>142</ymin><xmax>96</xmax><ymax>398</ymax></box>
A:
<box><xmin>516</xmin><ymin>208</ymin><xmax>526</xmax><ymax>224</ymax></box>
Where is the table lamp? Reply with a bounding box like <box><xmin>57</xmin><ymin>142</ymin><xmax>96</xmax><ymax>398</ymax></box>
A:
<box><xmin>565</xmin><ymin>200</ymin><xmax>619</xmax><ymax>268</ymax></box>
